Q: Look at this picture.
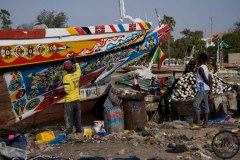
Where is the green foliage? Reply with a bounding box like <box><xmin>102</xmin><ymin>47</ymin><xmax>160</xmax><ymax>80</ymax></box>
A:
<box><xmin>0</xmin><ymin>9</ymin><xmax>12</xmax><ymax>30</ymax></box>
<box><xmin>207</xmin><ymin>46</ymin><xmax>217</xmax><ymax>58</ymax></box>
<box><xmin>157</xmin><ymin>17</ymin><xmax>240</xmax><ymax>61</ymax></box>
<box><xmin>162</xmin><ymin>15</ymin><xmax>176</xmax><ymax>31</ymax></box>
<box><xmin>173</xmin><ymin>38</ymin><xmax>191</xmax><ymax>59</ymax></box>
<box><xmin>180</xmin><ymin>29</ymin><xmax>192</xmax><ymax>39</ymax></box>
<box><xmin>36</xmin><ymin>10</ymin><xmax>68</xmax><ymax>28</ymax></box>
<box><xmin>171</xmin><ymin>29</ymin><xmax>206</xmax><ymax>59</ymax></box>
<box><xmin>234</xmin><ymin>19</ymin><xmax>240</xmax><ymax>32</ymax></box>
<box><xmin>222</xmin><ymin>31</ymin><xmax>240</xmax><ymax>53</ymax></box>
<box><xmin>161</xmin><ymin>15</ymin><xmax>176</xmax><ymax>59</ymax></box>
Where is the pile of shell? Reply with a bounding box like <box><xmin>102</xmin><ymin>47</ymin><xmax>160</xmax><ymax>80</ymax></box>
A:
<box><xmin>170</xmin><ymin>72</ymin><xmax>232</xmax><ymax>101</ymax></box>
<box><xmin>211</xmin><ymin>75</ymin><xmax>232</xmax><ymax>95</ymax></box>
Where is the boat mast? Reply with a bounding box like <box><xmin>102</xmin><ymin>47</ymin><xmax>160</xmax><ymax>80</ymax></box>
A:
<box><xmin>147</xmin><ymin>8</ymin><xmax>162</xmax><ymax>70</ymax></box>
<box><xmin>119</xmin><ymin>0</ymin><xmax>135</xmax><ymax>22</ymax></box>
<box><xmin>155</xmin><ymin>8</ymin><xmax>162</xmax><ymax>27</ymax></box>
<box><xmin>119</xmin><ymin>0</ymin><xmax>126</xmax><ymax>20</ymax></box>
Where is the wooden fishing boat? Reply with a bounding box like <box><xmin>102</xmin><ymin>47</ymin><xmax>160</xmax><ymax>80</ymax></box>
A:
<box><xmin>6</xmin><ymin>80</ymin><xmax>111</xmax><ymax>129</ymax></box>
<box><xmin>0</xmin><ymin>1</ymin><xmax>171</xmax><ymax>128</ymax></box>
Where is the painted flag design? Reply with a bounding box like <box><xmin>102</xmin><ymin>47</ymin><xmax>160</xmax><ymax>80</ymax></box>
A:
<box><xmin>153</xmin><ymin>46</ymin><xmax>166</xmax><ymax>70</ymax></box>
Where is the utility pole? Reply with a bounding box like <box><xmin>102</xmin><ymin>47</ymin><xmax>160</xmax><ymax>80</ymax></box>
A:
<box><xmin>210</xmin><ymin>17</ymin><xmax>213</xmax><ymax>35</ymax></box>
<box><xmin>168</xmin><ymin>38</ymin><xmax>170</xmax><ymax>66</ymax></box>
<box><xmin>217</xmin><ymin>39</ymin><xmax>220</xmax><ymax>66</ymax></box>
<box><xmin>217</xmin><ymin>39</ymin><xmax>224</xmax><ymax>70</ymax></box>
<box><xmin>220</xmin><ymin>41</ymin><xmax>224</xmax><ymax>69</ymax></box>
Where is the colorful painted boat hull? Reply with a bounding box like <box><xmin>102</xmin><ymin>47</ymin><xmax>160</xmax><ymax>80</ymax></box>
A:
<box><xmin>6</xmin><ymin>82</ymin><xmax>111</xmax><ymax>129</ymax></box>
<box><xmin>0</xmin><ymin>22</ymin><xmax>152</xmax><ymax>70</ymax></box>
<box><xmin>0</xmin><ymin>22</ymin><xmax>170</xmax><ymax>128</ymax></box>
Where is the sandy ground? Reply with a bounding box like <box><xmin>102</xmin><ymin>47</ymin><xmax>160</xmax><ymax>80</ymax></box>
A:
<box><xmin>25</xmin><ymin>124</ymin><xmax>240</xmax><ymax>160</ymax></box>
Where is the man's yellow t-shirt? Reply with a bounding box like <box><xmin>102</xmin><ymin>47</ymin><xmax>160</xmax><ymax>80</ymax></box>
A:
<box><xmin>63</xmin><ymin>63</ymin><xmax>81</xmax><ymax>102</ymax></box>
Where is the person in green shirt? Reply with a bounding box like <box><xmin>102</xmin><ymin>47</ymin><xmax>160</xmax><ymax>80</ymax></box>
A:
<box><xmin>62</xmin><ymin>55</ymin><xmax>82</xmax><ymax>140</ymax></box>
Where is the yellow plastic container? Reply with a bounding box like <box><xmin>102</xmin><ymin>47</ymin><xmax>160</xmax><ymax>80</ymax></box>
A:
<box><xmin>123</xmin><ymin>130</ymin><xmax>130</xmax><ymax>134</ymax></box>
<box><xmin>83</xmin><ymin>127</ymin><xmax>95</xmax><ymax>138</ymax></box>
<box><xmin>36</xmin><ymin>131</ymin><xmax>55</xmax><ymax>144</ymax></box>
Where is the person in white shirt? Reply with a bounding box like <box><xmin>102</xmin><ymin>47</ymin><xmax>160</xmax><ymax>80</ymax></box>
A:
<box><xmin>193</xmin><ymin>53</ymin><xmax>212</xmax><ymax>128</ymax></box>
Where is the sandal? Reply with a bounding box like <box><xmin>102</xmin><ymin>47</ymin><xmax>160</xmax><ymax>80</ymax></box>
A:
<box><xmin>191</xmin><ymin>124</ymin><xmax>201</xmax><ymax>130</ymax></box>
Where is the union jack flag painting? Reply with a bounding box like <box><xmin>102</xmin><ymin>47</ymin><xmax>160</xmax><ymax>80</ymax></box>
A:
<box><xmin>95</xmin><ymin>26</ymin><xmax>105</xmax><ymax>34</ymax></box>
<box><xmin>129</xmin><ymin>23</ymin><xmax>136</xmax><ymax>31</ymax></box>
<box><xmin>157</xmin><ymin>24</ymin><xmax>171</xmax><ymax>42</ymax></box>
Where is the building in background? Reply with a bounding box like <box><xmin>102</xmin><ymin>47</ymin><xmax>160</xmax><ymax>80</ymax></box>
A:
<box><xmin>203</xmin><ymin>32</ymin><xmax>228</xmax><ymax>48</ymax></box>
<box><xmin>228</xmin><ymin>53</ymin><xmax>240</xmax><ymax>65</ymax></box>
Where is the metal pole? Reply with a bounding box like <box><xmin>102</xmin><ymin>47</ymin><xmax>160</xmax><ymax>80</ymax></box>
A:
<box><xmin>216</xmin><ymin>39</ymin><xmax>220</xmax><ymax>65</ymax></box>
<box><xmin>220</xmin><ymin>40</ymin><xmax>223</xmax><ymax>69</ymax></box>
<box><xmin>210</xmin><ymin>17</ymin><xmax>213</xmax><ymax>35</ymax></box>
<box><xmin>155</xmin><ymin>8</ymin><xmax>161</xmax><ymax>27</ymax></box>
<box><xmin>168</xmin><ymin>38</ymin><xmax>170</xmax><ymax>66</ymax></box>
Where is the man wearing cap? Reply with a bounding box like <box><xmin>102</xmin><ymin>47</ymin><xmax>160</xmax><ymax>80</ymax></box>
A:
<box><xmin>62</xmin><ymin>55</ymin><xmax>82</xmax><ymax>140</ymax></box>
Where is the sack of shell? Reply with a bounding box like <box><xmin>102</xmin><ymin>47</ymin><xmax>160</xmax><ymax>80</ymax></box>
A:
<box><xmin>170</xmin><ymin>72</ymin><xmax>233</xmax><ymax>101</ymax></box>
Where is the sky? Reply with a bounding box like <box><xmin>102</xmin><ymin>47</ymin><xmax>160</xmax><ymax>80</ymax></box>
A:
<box><xmin>1</xmin><ymin>0</ymin><xmax>240</xmax><ymax>39</ymax></box>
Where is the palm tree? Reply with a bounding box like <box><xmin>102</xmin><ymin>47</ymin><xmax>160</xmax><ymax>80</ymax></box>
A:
<box><xmin>0</xmin><ymin>9</ymin><xmax>12</xmax><ymax>30</ymax></box>
<box><xmin>163</xmin><ymin>15</ymin><xmax>176</xmax><ymax>31</ymax></box>
<box><xmin>162</xmin><ymin>15</ymin><xmax>176</xmax><ymax>61</ymax></box>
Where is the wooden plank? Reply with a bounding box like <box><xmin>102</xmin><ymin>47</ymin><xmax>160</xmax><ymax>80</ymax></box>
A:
<box><xmin>0</xmin><ymin>112</ymin><xmax>16</xmax><ymax>128</ymax></box>
<box><xmin>0</xmin><ymin>75</ymin><xmax>11</xmax><ymax>111</ymax></box>
<box><xmin>0</xmin><ymin>29</ymin><xmax>46</xmax><ymax>39</ymax></box>
<box><xmin>0</xmin><ymin>74</ymin><xmax>16</xmax><ymax>128</ymax></box>
<box><xmin>0</xmin><ymin>120</ymin><xmax>16</xmax><ymax>129</ymax></box>
<box><xmin>0</xmin><ymin>111</ymin><xmax>15</xmax><ymax>121</ymax></box>
<box><xmin>0</xmin><ymin>74</ymin><xmax>5</xmax><ymax>82</ymax></box>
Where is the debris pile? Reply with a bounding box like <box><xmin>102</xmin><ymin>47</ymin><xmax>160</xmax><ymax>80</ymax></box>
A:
<box><xmin>1</xmin><ymin>117</ymin><xmax>240</xmax><ymax>159</ymax></box>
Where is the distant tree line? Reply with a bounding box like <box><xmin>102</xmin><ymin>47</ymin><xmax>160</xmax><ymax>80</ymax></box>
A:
<box><xmin>0</xmin><ymin>9</ymin><xmax>68</xmax><ymax>29</ymax></box>
<box><xmin>159</xmin><ymin>17</ymin><xmax>240</xmax><ymax>61</ymax></box>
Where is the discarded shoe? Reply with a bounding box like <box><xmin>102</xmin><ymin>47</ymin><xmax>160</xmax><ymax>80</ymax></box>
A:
<box><xmin>191</xmin><ymin>124</ymin><xmax>201</xmax><ymax>130</ymax></box>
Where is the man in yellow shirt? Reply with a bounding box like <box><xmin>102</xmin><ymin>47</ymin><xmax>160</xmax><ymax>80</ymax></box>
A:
<box><xmin>62</xmin><ymin>55</ymin><xmax>82</xmax><ymax>140</ymax></box>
